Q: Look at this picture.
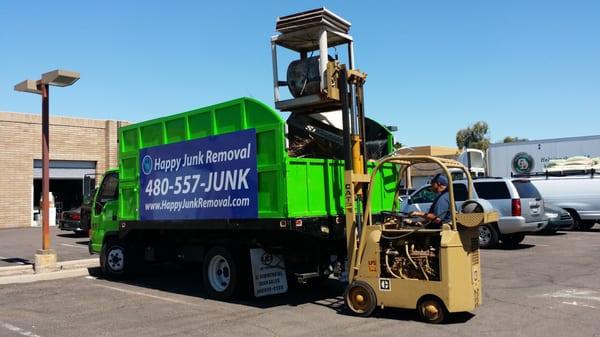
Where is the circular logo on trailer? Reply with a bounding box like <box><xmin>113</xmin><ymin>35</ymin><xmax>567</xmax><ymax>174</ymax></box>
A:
<box><xmin>512</xmin><ymin>152</ymin><xmax>534</xmax><ymax>174</ymax></box>
<box><xmin>142</xmin><ymin>155</ymin><xmax>153</xmax><ymax>175</ymax></box>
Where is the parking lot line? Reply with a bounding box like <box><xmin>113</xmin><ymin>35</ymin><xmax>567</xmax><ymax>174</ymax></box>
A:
<box><xmin>92</xmin><ymin>283</ymin><xmax>203</xmax><ymax>307</ymax></box>
<box><xmin>60</xmin><ymin>243</ymin><xmax>87</xmax><ymax>249</ymax></box>
<box><xmin>1</xmin><ymin>321</ymin><xmax>43</xmax><ymax>337</ymax></box>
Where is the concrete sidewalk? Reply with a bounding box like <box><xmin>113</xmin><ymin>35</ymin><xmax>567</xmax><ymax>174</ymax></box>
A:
<box><xmin>0</xmin><ymin>258</ymin><xmax>99</xmax><ymax>284</ymax></box>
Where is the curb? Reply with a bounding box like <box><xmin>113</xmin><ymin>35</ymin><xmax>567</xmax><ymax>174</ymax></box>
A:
<box><xmin>0</xmin><ymin>268</ymin><xmax>94</xmax><ymax>285</ymax></box>
<box><xmin>0</xmin><ymin>258</ymin><xmax>99</xmax><ymax>284</ymax></box>
<box><xmin>0</xmin><ymin>264</ymin><xmax>34</xmax><ymax>277</ymax></box>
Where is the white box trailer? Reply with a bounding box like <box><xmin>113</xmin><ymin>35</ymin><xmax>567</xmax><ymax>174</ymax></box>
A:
<box><xmin>487</xmin><ymin>135</ymin><xmax>600</xmax><ymax>230</ymax></box>
<box><xmin>487</xmin><ymin>135</ymin><xmax>600</xmax><ymax>177</ymax></box>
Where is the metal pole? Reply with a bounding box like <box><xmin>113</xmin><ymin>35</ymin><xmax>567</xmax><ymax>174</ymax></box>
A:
<box><xmin>319</xmin><ymin>29</ymin><xmax>328</xmax><ymax>92</ymax></box>
<box><xmin>41</xmin><ymin>83</ymin><xmax>50</xmax><ymax>251</ymax></box>
<box><xmin>271</xmin><ymin>40</ymin><xmax>280</xmax><ymax>103</ymax></box>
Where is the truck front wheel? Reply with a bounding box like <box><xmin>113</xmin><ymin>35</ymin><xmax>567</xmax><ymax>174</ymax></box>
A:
<box><xmin>100</xmin><ymin>240</ymin><xmax>127</xmax><ymax>278</ymax></box>
<box><xmin>203</xmin><ymin>246</ymin><xmax>240</xmax><ymax>301</ymax></box>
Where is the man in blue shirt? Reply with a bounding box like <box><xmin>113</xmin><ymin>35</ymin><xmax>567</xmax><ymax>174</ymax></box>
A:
<box><xmin>409</xmin><ymin>173</ymin><xmax>451</xmax><ymax>228</ymax></box>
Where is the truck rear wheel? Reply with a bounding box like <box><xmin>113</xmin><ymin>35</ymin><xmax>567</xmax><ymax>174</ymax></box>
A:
<box><xmin>578</xmin><ymin>220</ymin><xmax>597</xmax><ymax>231</ymax></box>
<box><xmin>203</xmin><ymin>246</ymin><xmax>240</xmax><ymax>301</ymax></box>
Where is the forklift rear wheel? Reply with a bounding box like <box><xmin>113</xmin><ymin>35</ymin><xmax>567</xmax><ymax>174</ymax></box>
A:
<box><xmin>417</xmin><ymin>297</ymin><xmax>447</xmax><ymax>324</ymax></box>
<box><xmin>345</xmin><ymin>281</ymin><xmax>377</xmax><ymax>317</ymax></box>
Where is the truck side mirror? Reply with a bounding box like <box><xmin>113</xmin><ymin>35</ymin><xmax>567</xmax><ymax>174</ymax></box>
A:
<box><xmin>83</xmin><ymin>176</ymin><xmax>93</xmax><ymax>198</ymax></box>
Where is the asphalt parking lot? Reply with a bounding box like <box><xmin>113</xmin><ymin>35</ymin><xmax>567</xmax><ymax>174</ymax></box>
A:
<box><xmin>0</xmin><ymin>227</ymin><xmax>599</xmax><ymax>337</ymax></box>
<box><xmin>0</xmin><ymin>227</ymin><xmax>90</xmax><ymax>267</ymax></box>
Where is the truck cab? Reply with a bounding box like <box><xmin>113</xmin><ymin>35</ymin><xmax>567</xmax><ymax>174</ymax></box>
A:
<box><xmin>89</xmin><ymin>169</ymin><xmax>119</xmax><ymax>255</ymax></box>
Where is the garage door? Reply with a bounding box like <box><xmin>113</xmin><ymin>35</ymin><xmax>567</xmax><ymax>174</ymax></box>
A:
<box><xmin>33</xmin><ymin>160</ymin><xmax>96</xmax><ymax>179</ymax></box>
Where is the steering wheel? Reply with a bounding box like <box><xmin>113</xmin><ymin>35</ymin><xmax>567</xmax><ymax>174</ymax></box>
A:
<box><xmin>380</xmin><ymin>211</ymin><xmax>409</xmax><ymax>220</ymax></box>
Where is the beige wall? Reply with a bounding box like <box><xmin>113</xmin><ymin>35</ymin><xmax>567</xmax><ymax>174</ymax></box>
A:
<box><xmin>0</xmin><ymin>111</ymin><xmax>126</xmax><ymax>229</ymax></box>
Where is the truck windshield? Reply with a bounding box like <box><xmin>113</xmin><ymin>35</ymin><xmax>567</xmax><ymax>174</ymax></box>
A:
<box><xmin>512</xmin><ymin>180</ymin><xmax>541</xmax><ymax>199</ymax></box>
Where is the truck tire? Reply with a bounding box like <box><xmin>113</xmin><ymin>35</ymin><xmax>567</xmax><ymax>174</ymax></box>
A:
<box><xmin>100</xmin><ymin>239</ymin><xmax>128</xmax><ymax>278</ymax></box>
<box><xmin>501</xmin><ymin>233</ymin><xmax>525</xmax><ymax>247</ymax></box>
<box><xmin>479</xmin><ymin>224</ymin><xmax>499</xmax><ymax>249</ymax></box>
<box><xmin>578</xmin><ymin>220</ymin><xmax>597</xmax><ymax>231</ymax></box>
<box><xmin>203</xmin><ymin>246</ymin><xmax>241</xmax><ymax>301</ymax></box>
<box><xmin>564</xmin><ymin>209</ymin><xmax>580</xmax><ymax>230</ymax></box>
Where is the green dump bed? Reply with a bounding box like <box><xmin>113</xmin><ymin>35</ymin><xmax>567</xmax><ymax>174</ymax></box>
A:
<box><xmin>118</xmin><ymin>97</ymin><xmax>396</xmax><ymax>221</ymax></box>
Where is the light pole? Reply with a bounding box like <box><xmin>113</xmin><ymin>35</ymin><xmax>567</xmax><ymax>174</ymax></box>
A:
<box><xmin>15</xmin><ymin>70</ymin><xmax>79</xmax><ymax>272</ymax></box>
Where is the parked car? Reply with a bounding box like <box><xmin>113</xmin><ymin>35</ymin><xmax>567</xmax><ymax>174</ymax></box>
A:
<box><xmin>401</xmin><ymin>177</ymin><xmax>547</xmax><ymax>248</ymax></box>
<box><xmin>58</xmin><ymin>207</ymin><xmax>87</xmax><ymax>234</ymax></box>
<box><xmin>541</xmin><ymin>203</ymin><xmax>574</xmax><ymax>234</ymax></box>
<box><xmin>529</xmin><ymin>171</ymin><xmax>600</xmax><ymax>230</ymax></box>
<box><xmin>58</xmin><ymin>189</ymin><xmax>95</xmax><ymax>235</ymax></box>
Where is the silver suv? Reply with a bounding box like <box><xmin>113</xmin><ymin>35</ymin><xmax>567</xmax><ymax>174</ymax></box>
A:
<box><xmin>401</xmin><ymin>177</ymin><xmax>547</xmax><ymax>248</ymax></box>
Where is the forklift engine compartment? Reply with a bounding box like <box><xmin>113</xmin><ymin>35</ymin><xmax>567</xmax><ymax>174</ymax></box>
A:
<box><xmin>380</xmin><ymin>232</ymin><xmax>441</xmax><ymax>282</ymax></box>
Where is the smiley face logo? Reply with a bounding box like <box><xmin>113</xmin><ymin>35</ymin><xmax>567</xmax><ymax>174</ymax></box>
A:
<box><xmin>142</xmin><ymin>155</ymin><xmax>153</xmax><ymax>175</ymax></box>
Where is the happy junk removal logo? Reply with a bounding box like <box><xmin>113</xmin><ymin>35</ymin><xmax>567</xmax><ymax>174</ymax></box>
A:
<box><xmin>512</xmin><ymin>152</ymin><xmax>534</xmax><ymax>174</ymax></box>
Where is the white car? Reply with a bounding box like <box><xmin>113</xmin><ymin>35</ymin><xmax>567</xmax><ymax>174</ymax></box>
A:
<box><xmin>401</xmin><ymin>178</ymin><xmax>547</xmax><ymax>248</ymax></box>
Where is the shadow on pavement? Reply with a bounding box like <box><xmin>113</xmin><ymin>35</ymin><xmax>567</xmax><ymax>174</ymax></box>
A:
<box><xmin>530</xmin><ymin>232</ymin><xmax>567</xmax><ymax>237</ymax></box>
<box><xmin>1</xmin><ymin>257</ymin><xmax>32</xmax><ymax>265</ymax></box>
<box><xmin>57</xmin><ymin>233</ymin><xmax>89</xmax><ymax>239</ymax></box>
<box><xmin>498</xmin><ymin>243</ymin><xmax>536</xmax><ymax>250</ymax></box>
<box><xmin>89</xmin><ymin>264</ymin><xmax>475</xmax><ymax>323</ymax></box>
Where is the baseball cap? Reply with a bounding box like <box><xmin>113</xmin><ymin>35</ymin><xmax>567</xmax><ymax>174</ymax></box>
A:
<box><xmin>431</xmin><ymin>173</ymin><xmax>448</xmax><ymax>186</ymax></box>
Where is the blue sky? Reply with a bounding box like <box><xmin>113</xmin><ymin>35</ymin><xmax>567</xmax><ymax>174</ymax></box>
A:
<box><xmin>1</xmin><ymin>1</ymin><xmax>599</xmax><ymax>147</ymax></box>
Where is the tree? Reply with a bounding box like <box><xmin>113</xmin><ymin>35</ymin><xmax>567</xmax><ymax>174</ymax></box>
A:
<box><xmin>503</xmin><ymin>136</ymin><xmax>528</xmax><ymax>143</ymax></box>
<box><xmin>456</xmin><ymin>121</ymin><xmax>490</xmax><ymax>151</ymax></box>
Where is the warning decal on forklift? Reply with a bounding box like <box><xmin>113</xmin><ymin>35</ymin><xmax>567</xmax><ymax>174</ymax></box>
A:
<box><xmin>139</xmin><ymin>129</ymin><xmax>258</xmax><ymax>220</ymax></box>
<box><xmin>368</xmin><ymin>259</ymin><xmax>377</xmax><ymax>272</ymax></box>
<box><xmin>379</xmin><ymin>278</ymin><xmax>391</xmax><ymax>291</ymax></box>
<box><xmin>250</xmin><ymin>248</ymin><xmax>288</xmax><ymax>297</ymax></box>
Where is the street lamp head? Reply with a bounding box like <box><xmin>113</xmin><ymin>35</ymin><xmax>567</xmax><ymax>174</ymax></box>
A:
<box><xmin>14</xmin><ymin>80</ymin><xmax>42</xmax><ymax>94</ymax></box>
<box><xmin>41</xmin><ymin>69</ymin><xmax>80</xmax><ymax>87</ymax></box>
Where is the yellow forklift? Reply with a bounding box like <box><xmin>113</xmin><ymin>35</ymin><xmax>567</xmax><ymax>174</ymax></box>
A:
<box><xmin>343</xmin><ymin>154</ymin><xmax>498</xmax><ymax>323</ymax></box>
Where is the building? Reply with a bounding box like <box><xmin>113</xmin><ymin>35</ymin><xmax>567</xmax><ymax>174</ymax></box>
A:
<box><xmin>0</xmin><ymin>111</ymin><xmax>126</xmax><ymax>229</ymax></box>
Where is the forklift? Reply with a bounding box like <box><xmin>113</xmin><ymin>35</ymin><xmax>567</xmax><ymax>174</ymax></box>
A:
<box><xmin>271</xmin><ymin>8</ymin><xmax>498</xmax><ymax>323</ymax></box>
<box><xmin>343</xmin><ymin>152</ymin><xmax>498</xmax><ymax>323</ymax></box>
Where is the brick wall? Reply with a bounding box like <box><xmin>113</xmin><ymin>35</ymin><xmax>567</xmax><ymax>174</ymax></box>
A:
<box><xmin>0</xmin><ymin>111</ymin><xmax>126</xmax><ymax>229</ymax></box>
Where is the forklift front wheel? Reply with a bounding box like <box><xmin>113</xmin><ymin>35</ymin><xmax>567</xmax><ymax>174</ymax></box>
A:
<box><xmin>417</xmin><ymin>297</ymin><xmax>447</xmax><ymax>324</ymax></box>
<box><xmin>344</xmin><ymin>281</ymin><xmax>377</xmax><ymax>317</ymax></box>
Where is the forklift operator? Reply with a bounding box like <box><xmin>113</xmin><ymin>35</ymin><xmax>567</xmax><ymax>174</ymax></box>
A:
<box><xmin>409</xmin><ymin>173</ymin><xmax>450</xmax><ymax>228</ymax></box>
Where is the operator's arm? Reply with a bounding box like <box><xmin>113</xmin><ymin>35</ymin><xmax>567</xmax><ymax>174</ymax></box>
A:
<box><xmin>410</xmin><ymin>211</ymin><xmax>442</xmax><ymax>224</ymax></box>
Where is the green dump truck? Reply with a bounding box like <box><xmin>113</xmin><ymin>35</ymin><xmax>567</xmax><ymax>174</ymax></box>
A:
<box><xmin>89</xmin><ymin>97</ymin><xmax>396</xmax><ymax>299</ymax></box>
